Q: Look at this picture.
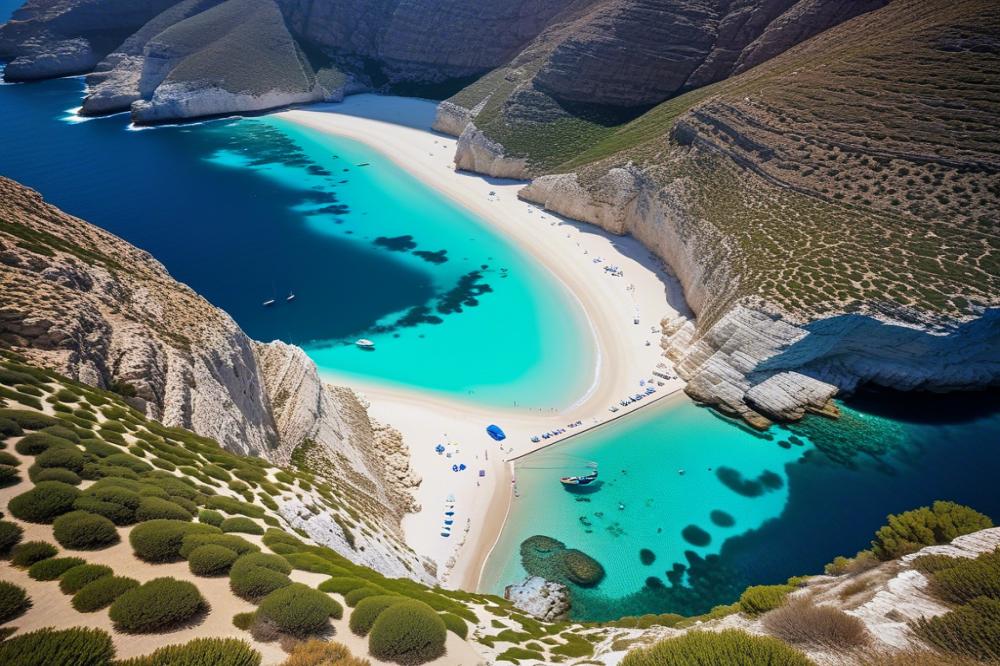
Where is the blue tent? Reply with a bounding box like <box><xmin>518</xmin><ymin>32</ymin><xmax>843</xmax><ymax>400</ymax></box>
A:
<box><xmin>486</xmin><ymin>424</ymin><xmax>506</xmax><ymax>441</ymax></box>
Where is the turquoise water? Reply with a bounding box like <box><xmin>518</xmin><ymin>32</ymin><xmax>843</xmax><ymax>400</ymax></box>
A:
<box><xmin>0</xmin><ymin>73</ymin><xmax>592</xmax><ymax>408</ymax></box>
<box><xmin>483</xmin><ymin>390</ymin><xmax>1000</xmax><ymax>621</ymax></box>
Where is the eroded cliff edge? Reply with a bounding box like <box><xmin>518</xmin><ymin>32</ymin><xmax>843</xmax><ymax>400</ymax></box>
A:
<box><xmin>0</xmin><ymin>175</ymin><xmax>428</xmax><ymax>579</ymax></box>
<box><xmin>442</xmin><ymin>0</ymin><xmax>1000</xmax><ymax>427</ymax></box>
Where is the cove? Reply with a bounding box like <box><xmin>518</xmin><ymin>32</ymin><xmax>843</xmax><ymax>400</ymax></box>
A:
<box><xmin>482</xmin><ymin>389</ymin><xmax>1000</xmax><ymax>621</ymax></box>
<box><xmin>0</xmin><ymin>72</ymin><xmax>592</xmax><ymax>409</ymax></box>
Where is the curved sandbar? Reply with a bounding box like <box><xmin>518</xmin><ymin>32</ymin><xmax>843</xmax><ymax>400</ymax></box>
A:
<box><xmin>277</xmin><ymin>95</ymin><xmax>690</xmax><ymax>591</ymax></box>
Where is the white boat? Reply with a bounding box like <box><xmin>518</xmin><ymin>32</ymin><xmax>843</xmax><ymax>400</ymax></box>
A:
<box><xmin>286</xmin><ymin>292</ymin><xmax>296</xmax><ymax>302</ymax></box>
<box><xmin>355</xmin><ymin>339</ymin><xmax>375</xmax><ymax>350</ymax></box>
<box><xmin>262</xmin><ymin>299</ymin><xmax>276</xmax><ymax>307</ymax></box>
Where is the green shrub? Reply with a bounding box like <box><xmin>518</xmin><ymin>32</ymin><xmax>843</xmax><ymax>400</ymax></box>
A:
<box><xmin>926</xmin><ymin>549</ymin><xmax>1000</xmax><ymax>605</ymax></box>
<box><xmin>440</xmin><ymin>612</ymin><xmax>468</xmax><ymax>639</ymax></box>
<box><xmin>233</xmin><ymin>611</ymin><xmax>257</xmax><ymax>630</ymax></box>
<box><xmin>189</xmin><ymin>544</ymin><xmax>239</xmax><ymax>576</ymax></box>
<box><xmin>345</xmin><ymin>585</ymin><xmax>387</xmax><ymax>607</ymax></box>
<box><xmin>0</xmin><ymin>627</ymin><xmax>114</xmax><ymax>666</ymax></box>
<box><xmin>40</xmin><ymin>425</ymin><xmax>80</xmax><ymax>442</ymax></box>
<box><xmin>180</xmin><ymin>532</ymin><xmax>258</xmax><ymax>558</ymax></box>
<box><xmin>34</xmin><ymin>445</ymin><xmax>86</xmax><ymax>473</ymax></box>
<box><xmin>319</xmin><ymin>576</ymin><xmax>368</xmax><ymax>595</ymax></box>
<box><xmin>0</xmin><ymin>463</ymin><xmax>18</xmax><ymax>486</ymax></box>
<box><xmin>350</xmin><ymin>595</ymin><xmax>406</xmax><ymax>636</ymax></box>
<box><xmin>102</xmin><ymin>452</ymin><xmax>151</xmax><ymax>473</ymax></box>
<box><xmin>913</xmin><ymin>596</ymin><xmax>1000</xmax><ymax>662</ymax></box>
<box><xmin>256</xmin><ymin>583</ymin><xmax>342</xmax><ymax>636</ymax></box>
<box><xmin>14</xmin><ymin>432</ymin><xmax>73</xmax><ymax>455</ymax></box>
<box><xmin>221</xmin><ymin>516</ymin><xmax>263</xmax><ymax>535</ymax></box>
<box><xmin>72</xmin><ymin>575</ymin><xmax>139</xmax><ymax>612</ymax></box>
<box><xmin>739</xmin><ymin>584</ymin><xmax>795</xmax><ymax>616</ymax></box>
<box><xmin>80</xmin><ymin>438</ymin><xmax>120</xmax><ymax>458</ymax></box>
<box><xmin>73</xmin><ymin>495</ymin><xmax>134</xmax><ymax>524</ymax></box>
<box><xmin>199</xmin><ymin>509</ymin><xmax>224</xmax><ymax>526</ymax></box>
<box><xmin>0</xmin><ymin>519</ymin><xmax>25</xmax><ymax>555</ymax></box>
<box><xmin>33</xmin><ymin>467</ymin><xmax>82</xmax><ymax>485</ymax></box>
<box><xmin>0</xmin><ymin>416</ymin><xmax>23</xmax><ymax>437</ymax></box>
<box><xmin>621</xmin><ymin>629</ymin><xmax>812</xmax><ymax>666</ymax></box>
<box><xmin>135</xmin><ymin>496</ymin><xmax>192</xmax><ymax>521</ymax></box>
<box><xmin>497</xmin><ymin>647</ymin><xmax>544</xmax><ymax>662</ymax></box>
<box><xmin>110</xmin><ymin>577</ymin><xmax>206</xmax><ymax>633</ymax></box>
<box><xmin>0</xmin><ymin>450</ymin><xmax>18</xmax><ymax>465</ymax></box>
<box><xmin>28</xmin><ymin>556</ymin><xmax>85</xmax><ymax>580</ymax></box>
<box><xmin>10</xmin><ymin>540</ymin><xmax>58</xmax><ymax>567</ymax></box>
<box><xmin>0</xmin><ymin>409</ymin><xmax>58</xmax><ymax>430</ymax></box>
<box><xmin>206</xmin><ymin>495</ymin><xmax>265</xmax><ymax>518</ymax></box>
<box><xmin>7</xmin><ymin>480</ymin><xmax>80</xmax><ymax>523</ymax></box>
<box><xmin>0</xmin><ymin>580</ymin><xmax>30</xmax><ymax>623</ymax></box>
<box><xmin>115</xmin><ymin>638</ymin><xmax>261</xmax><ymax>666</ymax></box>
<box><xmin>129</xmin><ymin>519</ymin><xmax>219</xmax><ymax>562</ymax></box>
<box><xmin>229</xmin><ymin>553</ymin><xmax>293</xmax><ymax>601</ymax></box>
<box><xmin>53</xmin><ymin>510</ymin><xmax>119</xmax><ymax>549</ymax></box>
<box><xmin>369</xmin><ymin>600</ymin><xmax>448</xmax><ymax>665</ymax></box>
<box><xmin>58</xmin><ymin>563</ymin><xmax>113</xmax><ymax>594</ymax></box>
<box><xmin>872</xmin><ymin>502</ymin><xmax>993</xmax><ymax>560</ymax></box>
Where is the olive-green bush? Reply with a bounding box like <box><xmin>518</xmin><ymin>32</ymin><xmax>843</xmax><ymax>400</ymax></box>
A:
<box><xmin>80</xmin><ymin>438</ymin><xmax>119</xmax><ymax>458</ymax></box>
<box><xmin>368</xmin><ymin>600</ymin><xmax>448</xmax><ymax>665</ymax></box>
<box><xmin>53</xmin><ymin>510</ymin><xmax>119</xmax><ymax>549</ymax></box>
<box><xmin>110</xmin><ymin>577</ymin><xmax>206</xmax><ymax>633</ymax></box>
<box><xmin>319</xmin><ymin>576</ymin><xmax>368</xmax><ymax>595</ymax></box>
<box><xmin>10</xmin><ymin>540</ymin><xmax>58</xmax><ymax>567</ymax></box>
<box><xmin>35</xmin><ymin>445</ymin><xmax>86</xmax><ymax>473</ymax></box>
<box><xmin>28</xmin><ymin>556</ymin><xmax>85</xmax><ymax>580</ymax></box>
<box><xmin>129</xmin><ymin>519</ymin><xmax>220</xmax><ymax>562</ymax></box>
<box><xmin>199</xmin><ymin>509</ymin><xmax>225</xmax><ymax>526</ymax></box>
<box><xmin>233</xmin><ymin>611</ymin><xmax>257</xmax><ymax>630</ymax></box>
<box><xmin>349</xmin><ymin>595</ymin><xmax>407</xmax><ymax>636</ymax></box>
<box><xmin>926</xmin><ymin>548</ymin><xmax>1000</xmax><ymax>605</ymax></box>
<box><xmin>0</xmin><ymin>627</ymin><xmax>114</xmax><ymax>666</ymax></box>
<box><xmin>7</xmin><ymin>480</ymin><xmax>80</xmax><ymax>523</ymax></box>
<box><xmin>621</xmin><ymin>629</ymin><xmax>813</xmax><ymax>666</ymax></box>
<box><xmin>72</xmin><ymin>575</ymin><xmax>140</xmax><ymax>612</ymax></box>
<box><xmin>0</xmin><ymin>463</ymin><xmax>20</xmax><ymax>486</ymax></box>
<box><xmin>739</xmin><ymin>584</ymin><xmax>795</xmax><ymax>616</ymax></box>
<box><xmin>0</xmin><ymin>519</ymin><xmax>24</xmax><ymax>555</ymax></box>
<box><xmin>0</xmin><ymin>580</ymin><xmax>30</xmax><ymax>624</ymax></box>
<box><xmin>180</xmin><ymin>533</ymin><xmax>258</xmax><ymax>559</ymax></box>
<box><xmin>440</xmin><ymin>612</ymin><xmax>468</xmax><ymax>639</ymax></box>
<box><xmin>0</xmin><ymin>416</ymin><xmax>23</xmax><ymax>438</ymax></box>
<box><xmin>115</xmin><ymin>637</ymin><xmax>261</xmax><ymax>666</ymax></box>
<box><xmin>872</xmin><ymin>502</ymin><xmax>993</xmax><ymax>560</ymax></box>
<box><xmin>229</xmin><ymin>552</ymin><xmax>293</xmax><ymax>601</ymax></box>
<box><xmin>255</xmin><ymin>583</ymin><xmax>343</xmax><ymax>636</ymax></box>
<box><xmin>0</xmin><ymin>409</ymin><xmax>58</xmax><ymax>431</ymax></box>
<box><xmin>913</xmin><ymin>596</ymin><xmax>1000</xmax><ymax>662</ymax></box>
<box><xmin>344</xmin><ymin>585</ymin><xmax>387</xmax><ymax>607</ymax></box>
<box><xmin>135</xmin><ymin>496</ymin><xmax>192</xmax><ymax>522</ymax></box>
<box><xmin>33</xmin><ymin>467</ymin><xmax>82</xmax><ymax>485</ymax></box>
<box><xmin>221</xmin><ymin>516</ymin><xmax>264</xmax><ymax>535</ymax></box>
<box><xmin>0</xmin><ymin>451</ymin><xmax>19</xmax><ymax>465</ymax></box>
<box><xmin>14</xmin><ymin>432</ymin><xmax>73</xmax><ymax>456</ymax></box>
<box><xmin>73</xmin><ymin>495</ymin><xmax>134</xmax><ymax>525</ymax></box>
<box><xmin>59</xmin><ymin>563</ymin><xmax>113</xmax><ymax>594</ymax></box>
<box><xmin>188</xmin><ymin>544</ymin><xmax>239</xmax><ymax>576</ymax></box>
<box><xmin>102</xmin><ymin>452</ymin><xmax>152</xmax><ymax>474</ymax></box>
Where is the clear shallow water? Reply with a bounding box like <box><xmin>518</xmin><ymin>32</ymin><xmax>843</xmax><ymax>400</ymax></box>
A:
<box><xmin>0</xmin><ymin>73</ymin><xmax>592</xmax><ymax>408</ymax></box>
<box><xmin>483</xmin><ymin>390</ymin><xmax>1000</xmax><ymax>621</ymax></box>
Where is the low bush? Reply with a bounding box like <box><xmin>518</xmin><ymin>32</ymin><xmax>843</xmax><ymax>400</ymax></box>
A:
<box><xmin>59</xmin><ymin>563</ymin><xmax>113</xmax><ymax>594</ymax></box>
<box><xmin>0</xmin><ymin>451</ymin><xmax>18</xmax><ymax>466</ymax></box>
<box><xmin>15</xmin><ymin>432</ymin><xmax>73</xmax><ymax>455</ymax></box>
<box><xmin>872</xmin><ymin>502</ymin><xmax>993</xmax><ymax>560</ymax></box>
<box><xmin>319</xmin><ymin>576</ymin><xmax>368</xmax><ymax>595</ymax></box>
<box><xmin>80</xmin><ymin>438</ymin><xmax>120</xmax><ymax>458</ymax></box>
<box><xmin>73</xmin><ymin>495</ymin><xmax>134</xmax><ymax>525</ymax></box>
<box><xmin>256</xmin><ymin>583</ymin><xmax>343</xmax><ymax>636</ymax></box>
<box><xmin>199</xmin><ymin>509</ymin><xmax>225</xmax><ymax>526</ymax></box>
<box><xmin>739</xmin><ymin>584</ymin><xmax>794</xmax><ymax>616</ymax></box>
<box><xmin>281</xmin><ymin>640</ymin><xmax>370</xmax><ymax>666</ymax></box>
<box><xmin>135</xmin><ymin>496</ymin><xmax>192</xmax><ymax>521</ymax></box>
<box><xmin>0</xmin><ymin>416</ymin><xmax>23</xmax><ymax>437</ymax></box>
<box><xmin>0</xmin><ymin>519</ymin><xmax>25</xmax><ymax>555</ymax></box>
<box><xmin>913</xmin><ymin>596</ymin><xmax>1000</xmax><ymax>662</ymax></box>
<box><xmin>72</xmin><ymin>575</ymin><xmax>139</xmax><ymax>612</ymax></box>
<box><xmin>230</xmin><ymin>553</ymin><xmax>293</xmax><ymax>601</ymax></box>
<box><xmin>0</xmin><ymin>627</ymin><xmax>114</xmax><ymax>666</ymax></box>
<box><xmin>233</xmin><ymin>611</ymin><xmax>257</xmax><ymax>630</ymax></box>
<box><xmin>35</xmin><ymin>445</ymin><xmax>86</xmax><ymax>473</ymax></box>
<box><xmin>7</xmin><ymin>480</ymin><xmax>80</xmax><ymax>523</ymax></box>
<box><xmin>206</xmin><ymin>495</ymin><xmax>265</xmax><ymax>518</ymax></box>
<box><xmin>189</xmin><ymin>544</ymin><xmax>239</xmax><ymax>576</ymax></box>
<box><xmin>369</xmin><ymin>600</ymin><xmax>447</xmax><ymax>665</ymax></box>
<box><xmin>11</xmin><ymin>540</ymin><xmax>58</xmax><ymax>567</ymax></box>
<box><xmin>221</xmin><ymin>516</ymin><xmax>264</xmax><ymax>535</ymax></box>
<box><xmin>926</xmin><ymin>548</ymin><xmax>1000</xmax><ymax>605</ymax></box>
<box><xmin>129</xmin><ymin>519</ymin><xmax>219</xmax><ymax>562</ymax></box>
<box><xmin>763</xmin><ymin>597</ymin><xmax>870</xmax><ymax>647</ymax></box>
<box><xmin>0</xmin><ymin>580</ymin><xmax>30</xmax><ymax>623</ymax></box>
<box><xmin>440</xmin><ymin>612</ymin><xmax>468</xmax><ymax>639</ymax></box>
<box><xmin>116</xmin><ymin>638</ymin><xmax>261</xmax><ymax>666</ymax></box>
<box><xmin>102</xmin><ymin>452</ymin><xmax>152</xmax><ymax>474</ymax></box>
<box><xmin>180</xmin><ymin>532</ymin><xmax>258</xmax><ymax>558</ymax></box>
<box><xmin>621</xmin><ymin>629</ymin><xmax>812</xmax><ymax>666</ymax></box>
<box><xmin>53</xmin><ymin>510</ymin><xmax>119</xmax><ymax>549</ymax></box>
<box><xmin>110</xmin><ymin>577</ymin><xmax>206</xmax><ymax>633</ymax></box>
<box><xmin>0</xmin><ymin>463</ymin><xmax>18</xmax><ymax>486</ymax></box>
<box><xmin>33</xmin><ymin>467</ymin><xmax>82</xmax><ymax>485</ymax></box>
<box><xmin>350</xmin><ymin>595</ymin><xmax>406</xmax><ymax>636</ymax></box>
<box><xmin>0</xmin><ymin>409</ymin><xmax>58</xmax><ymax>430</ymax></box>
<box><xmin>28</xmin><ymin>556</ymin><xmax>86</xmax><ymax>580</ymax></box>
<box><xmin>345</xmin><ymin>585</ymin><xmax>387</xmax><ymax>607</ymax></box>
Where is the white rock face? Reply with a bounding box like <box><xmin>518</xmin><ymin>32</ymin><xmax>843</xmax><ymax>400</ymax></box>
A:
<box><xmin>454</xmin><ymin>123</ymin><xmax>530</xmax><ymax>179</ymax></box>
<box><xmin>504</xmin><ymin>576</ymin><xmax>571</xmax><ymax>621</ymax></box>
<box><xmin>432</xmin><ymin>100</ymin><xmax>472</xmax><ymax>136</ymax></box>
<box><xmin>130</xmin><ymin>82</ymin><xmax>332</xmax><ymax>123</ymax></box>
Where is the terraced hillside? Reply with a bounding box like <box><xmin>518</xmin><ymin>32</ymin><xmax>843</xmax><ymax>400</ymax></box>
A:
<box><xmin>443</xmin><ymin>0</ymin><xmax>1000</xmax><ymax>426</ymax></box>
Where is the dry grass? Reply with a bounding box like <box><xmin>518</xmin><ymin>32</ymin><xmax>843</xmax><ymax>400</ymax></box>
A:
<box><xmin>762</xmin><ymin>597</ymin><xmax>870</xmax><ymax>648</ymax></box>
<box><xmin>281</xmin><ymin>640</ymin><xmax>371</xmax><ymax>666</ymax></box>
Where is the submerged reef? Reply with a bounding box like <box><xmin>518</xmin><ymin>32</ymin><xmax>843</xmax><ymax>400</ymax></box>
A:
<box><xmin>520</xmin><ymin>534</ymin><xmax>606</xmax><ymax>587</ymax></box>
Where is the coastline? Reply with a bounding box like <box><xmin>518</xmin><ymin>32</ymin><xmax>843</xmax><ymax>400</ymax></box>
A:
<box><xmin>277</xmin><ymin>95</ymin><xmax>691</xmax><ymax>591</ymax></box>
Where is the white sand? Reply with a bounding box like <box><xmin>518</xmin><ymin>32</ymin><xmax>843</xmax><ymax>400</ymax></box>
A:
<box><xmin>277</xmin><ymin>95</ymin><xmax>690</xmax><ymax>592</ymax></box>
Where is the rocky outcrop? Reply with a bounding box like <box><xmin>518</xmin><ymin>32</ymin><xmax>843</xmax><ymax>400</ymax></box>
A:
<box><xmin>504</xmin><ymin>576</ymin><xmax>571</xmax><ymax>622</ymax></box>
<box><xmin>454</xmin><ymin>123</ymin><xmax>529</xmax><ymax>179</ymax></box>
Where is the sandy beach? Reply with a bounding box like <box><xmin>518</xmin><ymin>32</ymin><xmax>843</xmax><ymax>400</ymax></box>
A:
<box><xmin>277</xmin><ymin>95</ymin><xmax>690</xmax><ymax>592</ymax></box>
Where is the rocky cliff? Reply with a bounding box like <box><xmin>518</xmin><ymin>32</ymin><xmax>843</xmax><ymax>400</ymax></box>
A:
<box><xmin>0</xmin><ymin>176</ymin><xmax>424</xmax><ymax>574</ymax></box>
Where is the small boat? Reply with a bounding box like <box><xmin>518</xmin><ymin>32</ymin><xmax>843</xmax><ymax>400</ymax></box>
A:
<box><xmin>262</xmin><ymin>299</ymin><xmax>276</xmax><ymax>307</ymax></box>
<box><xmin>355</xmin><ymin>339</ymin><xmax>375</xmax><ymax>350</ymax></box>
<box><xmin>561</xmin><ymin>470</ymin><xmax>598</xmax><ymax>487</ymax></box>
<box><xmin>357</xmin><ymin>162</ymin><xmax>370</xmax><ymax>167</ymax></box>
<box><xmin>286</xmin><ymin>292</ymin><xmax>296</xmax><ymax>302</ymax></box>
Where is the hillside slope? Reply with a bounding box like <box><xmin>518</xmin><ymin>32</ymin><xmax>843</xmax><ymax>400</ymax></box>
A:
<box><xmin>443</xmin><ymin>0</ymin><xmax>1000</xmax><ymax>426</ymax></box>
<box><xmin>0</xmin><ymin>176</ymin><xmax>422</xmax><ymax>576</ymax></box>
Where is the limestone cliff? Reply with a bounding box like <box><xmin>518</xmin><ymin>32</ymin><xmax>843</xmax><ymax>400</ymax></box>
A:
<box><xmin>0</xmin><ymin>176</ymin><xmax>424</xmax><ymax>576</ymax></box>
